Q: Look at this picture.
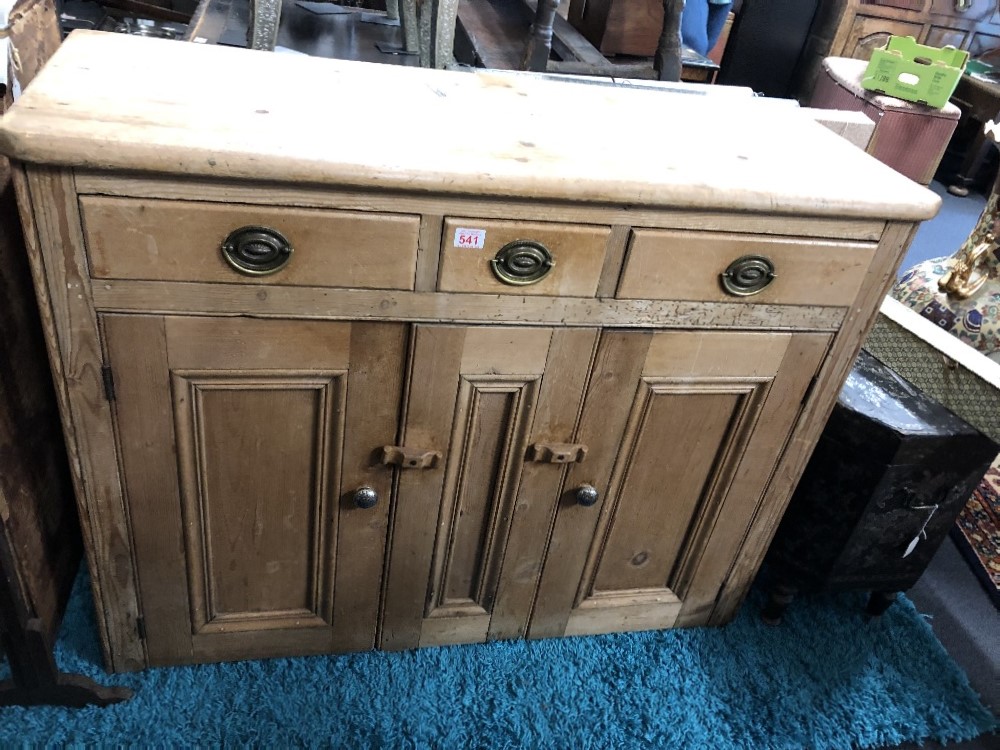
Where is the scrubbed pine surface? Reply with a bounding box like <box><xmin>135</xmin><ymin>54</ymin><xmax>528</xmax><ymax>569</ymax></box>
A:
<box><xmin>1</xmin><ymin>571</ymin><xmax>996</xmax><ymax>749</ymax></box>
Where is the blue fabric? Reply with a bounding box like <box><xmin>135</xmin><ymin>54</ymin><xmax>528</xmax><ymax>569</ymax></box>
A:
<box><xmin>1</xmin><ymin>569</ymin><xmax>996</xmax><ymax>748</ymax></box>
<box><xmin>682</xmin><ymin>0</ymin><xmax>733</xmax><ymax>56</ymax></box>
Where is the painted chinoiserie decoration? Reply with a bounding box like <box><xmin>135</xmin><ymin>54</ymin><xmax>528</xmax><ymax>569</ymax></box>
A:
<box><xmin>892</xmin><ymin>123</ymin><xmax>1000</xmax><ymax>363</ymax></box>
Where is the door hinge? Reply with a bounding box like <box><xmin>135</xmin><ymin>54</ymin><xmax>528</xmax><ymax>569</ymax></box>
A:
<box><xmin>800</xmin><ymin>374</ymin><xmax>819</xmax><ymax>406</ymax></box>
<box><xmin>101</xmin><ymin>365</ymin><xmax>116</xmax><ymax>402</ymax></box>
<box><xmin>136</xmin><ymin>616</ymin><xmax>146</xmax><ymax>640</ymax></box>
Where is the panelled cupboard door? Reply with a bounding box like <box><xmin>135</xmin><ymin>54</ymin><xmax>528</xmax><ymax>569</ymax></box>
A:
<box><xmin>104</xmin><ymin>315</ymin><xmax>407</xmax><ymax>666</ymax></box>
<box><xmin>380</xmin><ymin>326</ymin><xmax>598</xmax><ymax>650</ymax></box>
<box><xmin>529</xmin><ymin>330</ymin><xmax>830</xmax><ymax>638</ymax></box>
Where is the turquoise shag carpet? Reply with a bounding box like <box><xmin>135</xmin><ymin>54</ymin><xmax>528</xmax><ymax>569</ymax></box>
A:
<box><xmin>1</xmin><ymin>571</ymin><xmax>996</xmax><ymax>749</ymax></box>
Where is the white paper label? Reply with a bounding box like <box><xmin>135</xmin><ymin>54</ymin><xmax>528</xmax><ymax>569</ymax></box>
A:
<box><xmin>453</xmin><ymin>228</ymin><xmax>486</xmax><ymax>249</ymax></box>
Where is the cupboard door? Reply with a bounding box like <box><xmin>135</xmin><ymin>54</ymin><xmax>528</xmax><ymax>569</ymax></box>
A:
<box><xmin>380</xmin><ymin>326</ymin><xmax>597</xmax><ymax>649</ymax></box>
<box><xmin>530</xmin><ymin>330</ymin><xmax>829</xmax><ymax>638</ymax></box>
<box><xmin>105</xmin><ymin>315</ymin><xmax>406</xmax><ymax>666</ymax></box>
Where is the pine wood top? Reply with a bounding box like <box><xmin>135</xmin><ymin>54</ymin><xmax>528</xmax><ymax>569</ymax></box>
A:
<box><xmin>0</xmin><ymin>31</ymin><xmax>939</xmax><ymax>220</ymax></box>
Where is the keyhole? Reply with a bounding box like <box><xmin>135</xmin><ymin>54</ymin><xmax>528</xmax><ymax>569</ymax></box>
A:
<box><xmin>631</xmin><ymin>551</ymin><xmax>649</xmax><ymax>567</ymax></box>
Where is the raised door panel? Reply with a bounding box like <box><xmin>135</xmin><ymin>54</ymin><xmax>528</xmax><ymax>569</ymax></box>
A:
<box><xmin>106</xmin><ymin>316</ymin><xmax>406</xmax><ymax>665</ymax></box>
<box><xmin>842</xmin><ymin>16</ymin><xmax>925</xmax><ymax>59</ymax></box>
<box><xmin>529</xmin><ymin>330</ymin><xmax>829</xmax><ymax>638</ymax></box>
<box><xmin>380</xmin><ymin>326</ymin><xmax>597</xmax><ymax>649</ymax></box>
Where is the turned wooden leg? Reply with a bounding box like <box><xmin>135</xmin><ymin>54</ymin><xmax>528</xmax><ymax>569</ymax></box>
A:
<box><xmin>866</xmin><ymin>590</ymin><xmax>898</xmax><ymax>617</ymax></box>
<box><xmin>399</xmin><ymin>0</ymin><xmax>419</xmax><ymax>53</ymax></box>
<box><xmin>522</xmin><ymin>0</ymin><xmax>561</xmax><ymax>72</ymax></box>
<box><xmin>414</xmin><ymin>0</ymin><xmax>460</xmax><ymax>68</ymax></box>
<box><xmin>761</xmin><ymin>582</ymin><xmax>797</xmax><ymax>626</ymax></box>
<box><xmin>247</xmin><ymin>0</ymin><xmax>281</xmax><ymax>51</ymax></box>
<box><xmin>655</xmin><ymin>0</ymin><xmax>685</xmax><ymax>82</ymax></box>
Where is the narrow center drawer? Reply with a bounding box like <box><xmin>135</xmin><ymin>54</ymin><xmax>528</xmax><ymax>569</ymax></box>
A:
<box><xmin>80</xmin><ymin>196</ymin><xmax>420</xmax><ymax>290</ymax></box>
<box><xmin>438</xmin><ymin>218</ymin><xmax>611</xmax><ymax>297</ymax></box>
<box><xmin>617</xmin><ymin>229</ymin><xmax>877</xmax><ymax>306</ymax></box>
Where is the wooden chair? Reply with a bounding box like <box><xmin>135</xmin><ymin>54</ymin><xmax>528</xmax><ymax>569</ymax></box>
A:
<box><xmin>523</xmin><ymin>0</ymin><xmax>686</xmax><ymax>81</ymax></box>
<box><xmin>247</xmin><ymin>0</ymin><xmax>685</xmax><ymax>78</ymax></box>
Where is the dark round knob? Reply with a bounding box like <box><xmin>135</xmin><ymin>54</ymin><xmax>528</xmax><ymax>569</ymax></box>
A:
<box><xmin>221</xmin><ymin>225</ymin><xmax>293</xmax><ymax>276</ymax></box>
<box><xmin>720</xmin><ymin>255</ymin><xmax>776</xmax><ymax>297</ymax></box>
<box><xmin>575</xmin><ymin>484</ymin><xmax>599</xmax><ymax>507</ymax></box>
<box><xmin>352</xmin><ymin>486</ymin><xmax>378</xmax><ymax>509</ymax></box>
<box><xmin>490</xmin><ymin>240</ymin><xmax>555</xmax><ymax>285</ymax></box>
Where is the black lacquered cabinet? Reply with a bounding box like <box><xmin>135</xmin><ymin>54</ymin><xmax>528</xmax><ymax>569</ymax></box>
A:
<box><xmin>761</xmin><ymin>349</ymin><xmax>997</xmax><ymax>622</ymax></box>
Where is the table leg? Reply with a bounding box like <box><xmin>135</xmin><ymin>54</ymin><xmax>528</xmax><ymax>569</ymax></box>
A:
<box><xmin>523</xmin><ymin>0</ymin><xmax>561</xmax><ymax>71</ymax></box>
<box><xmin>248</xmin><ymin>0</ymin><xmax>281</xmax><ymax>51</ymax></box>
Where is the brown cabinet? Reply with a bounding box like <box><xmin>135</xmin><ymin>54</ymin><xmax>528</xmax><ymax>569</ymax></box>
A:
<box><xmin>0</xmin><ymin>32</ymin><xmax>937</xmax><ymax>671</ymax></box>
<box><xmin>829</xmin><ymin>0</ymin><xmax>1000</xmax><ymax>61</ymax></box>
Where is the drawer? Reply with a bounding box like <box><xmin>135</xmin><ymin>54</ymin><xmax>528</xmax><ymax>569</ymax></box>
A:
<box><xmin>617</xmin><ymin>229</ymin><xmax>877</xmax><ymax>306</ymax></box>
<box><xmin>438</xmin><ymin>218</ymin><xmax>611</xmax><ymax>297</ymax></box>
<box><xmin>80</xmin><ymin>196</ymin><xmax>420</xmax><ymax>290</ymax></box>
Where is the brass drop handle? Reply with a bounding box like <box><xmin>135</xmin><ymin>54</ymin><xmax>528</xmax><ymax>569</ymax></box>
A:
<box><xmin>721</xmin><ymin>255</ymin><xmax>775</xmax><ymax>297</ymax></box>
<box><xmin>352</xmin><ymin>486</ymin><xmax>379</xmax><ymax>509</ymax></box>
<box><xmin>575</xmin><ymin>484</ymin><xmax>600</xmax><ymax>507</ymax></box>
<box><xmin>491</xmin><ymin>240</ymin><xmax>555</xmax><ymax>285</ymax></box>
<box><xmin>221</xmin><ymin>225</ymin><xmax>293</xmax><ymax>276</ymax></box>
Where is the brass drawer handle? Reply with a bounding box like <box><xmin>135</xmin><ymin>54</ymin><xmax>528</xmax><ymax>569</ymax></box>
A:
<box><xmin>221</xmin><ymin>226</ymin><xmax>293</xmax><ymax>276</ymax></box>
<box><xmin>490</xmin><ymin>240</ymin><xmax>555</xmax><ymax>285</ymax></box>
<box><xmin>721</xmin><ymin>255</ymin><xmax>776</xmax><ymax>297</ymax></box>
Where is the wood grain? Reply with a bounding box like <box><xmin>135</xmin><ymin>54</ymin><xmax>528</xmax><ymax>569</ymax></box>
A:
<box><xmin>488</xmin><ymin>328</ymin><xmax>598</xmax><ymax>641</ymax></box>
<box><xmin>0</xmin><ymin>32</ymin><xmax>939</xmax><ymax>220</ymax></box>
<box><xmin>438</xmin><ymin>218</ymin><xmax>610</xmax><ymax>297</ymax></box>
<box><xmin>21</xmin><ymin>166</ymin><xmax>144</xmax><ymax>671</ymax></box>
<box><xmin>331</xmin><ymin>323</ymin><xmax>407</xmax><ymax>652</ymax></box>
<box><xmin>618</xmin><ymin>229</ymin><xmax>877</xmax><ymax>305</ymax></box>
<box><xmin>73</xmin><ymin>174</ymin><xmax>889</xmax><ymax>242</ymax></box>
<box><xmin>707</xmin><ymin>221</ymin><xmax>918</xmax><ymax>625</ymax></box>
<box><xmin>529</xmin><ymin>331</ymin><xmax>652</xmax><ymax>639</ymax></box>
<box><xmin>380</xmin><ymin>326</ymin><xmax>466</xmax><ymax>651</ymax></box>
<box><xmin>103</xmin><ymin>315</ymin><xmax>190</xmax><ymax>665</ymax></box>
<box><xmin>90</xmin><ymin>280</ymin><xmax>848</xmax><ymax>332</ymax></box>
<box><xmin>80</xmin><ymin>196</ymin><xmax>420</xmax><ymax>290</ymax></box>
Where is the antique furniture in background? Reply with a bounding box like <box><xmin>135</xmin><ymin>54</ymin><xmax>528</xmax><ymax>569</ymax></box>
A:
<box><xmin>456</xmin><ymin>0</ymin><xmax>706</xmax><ymax>82</ymax></box>
<box><xmin>0</xmin><ymin>0</ymin><xmax>130</xmax><ymax>707</ymax></box>
<box><xmin>0</xmin><ymin>30</ymin><xmax>937</xmax><ymax>671</ymax></box>
<box><xmin>827</xmin><ymin>0</ymin><xmax>1000</xmax><ymax>62</ymax></box>
<box><xmin>761</xmin><ymin>349</ymin><xmax>997</xmax><ymax>623</ymax></box>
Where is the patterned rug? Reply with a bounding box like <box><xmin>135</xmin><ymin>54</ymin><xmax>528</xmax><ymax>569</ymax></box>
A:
<box><xmin>952</xmin><ymin>456</ymin><xmax>1000</xmax><ymax>609</ymax></box>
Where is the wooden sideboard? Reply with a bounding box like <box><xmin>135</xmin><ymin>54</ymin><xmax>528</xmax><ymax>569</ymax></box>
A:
<box><xmin>0</xmin><ymin>31</ymin><xmax>938</xmax><ymax>672</ymax></box>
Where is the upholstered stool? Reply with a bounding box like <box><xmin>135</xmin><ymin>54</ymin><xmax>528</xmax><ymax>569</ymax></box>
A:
<box><xmin>760</xmin><ymin>349</ymin><xmax>997</xmax><ymax>624</ymax></box>
<box><xmin>810</xmin><ymin>56</ymin><xmax>961</xmax><ymax>185</ymax></box>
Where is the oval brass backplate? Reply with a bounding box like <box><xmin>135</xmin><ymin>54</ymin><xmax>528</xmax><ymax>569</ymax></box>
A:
<box><xmin>720</xmin><ymin>255</ymin><xmax>776</xmax><ymax>297</ymax></box>
<box><xmin>221</xmin><ymin>225</ymin><xmax>293</xmax><ymax>276</ymax></box>
<box><xmin>490</xmin><ymin>240</ymin><xmax>555</xmax><ymax>286</ymax></box>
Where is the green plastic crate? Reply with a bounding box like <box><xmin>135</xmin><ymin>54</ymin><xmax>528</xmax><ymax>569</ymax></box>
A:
<box><xmin>861</xmin><ymin>36</ymin><xmax>969</xmax><ymax>108</ymax></box>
